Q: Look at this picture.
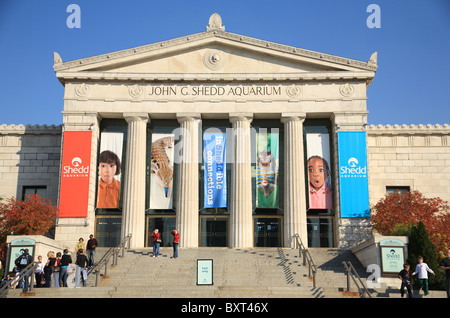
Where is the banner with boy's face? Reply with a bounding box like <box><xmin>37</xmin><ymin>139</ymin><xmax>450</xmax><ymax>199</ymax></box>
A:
<box><xmin>306</xmin><ymin>133</ymin><xmax>333</xmax><ymax>210</ymax></box>
<box><xmin>256</xmin><ymin>132</ymin><xmax>279</xmax><ymax>208</ymax></box>
<box><xmin>59</xmin><ymin>131</ymin><xmax>92</xmax><ymax>217</ymax></box>
<box><xmin>149</xmin><ymin>133</ymin><xmax>174</xmax><ymax>209</ymax></box>
<box><xmin>96</xmin><ymin>132</ymin><xmax>124</xmax><ymax>209</ymax></box>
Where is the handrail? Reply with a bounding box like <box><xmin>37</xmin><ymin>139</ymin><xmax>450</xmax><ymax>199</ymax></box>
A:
<box><xmin>0</xmin><ymin>261</ymin><xmax>38</xmax><ymax>298</ymax></box>
<box><xmin>294</xmin><ymin>234</ymin><xmax>317</xmax><ymax>288</ymax></box>
<box><xmin>342</xmin><ymin>261</ymin><xmax>372</xmax><ymax>298</ymax></box>
<box><xmin>89</xmin><ymin>234</ymin><xmax>132</xmax><ymax>287</ymax></box>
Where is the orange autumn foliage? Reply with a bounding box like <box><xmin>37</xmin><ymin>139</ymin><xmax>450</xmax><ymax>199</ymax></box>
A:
<box><xmin>371</xmin><ymin>190</ymin><xmax>450</xmax><ymax>259</ymax></box>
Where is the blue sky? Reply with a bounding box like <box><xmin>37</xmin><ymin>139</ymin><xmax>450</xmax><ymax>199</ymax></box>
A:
<box><xmin>0</xmin><ymin>0</ymin><xmax>449</xmax><ymax>126</ymax></box>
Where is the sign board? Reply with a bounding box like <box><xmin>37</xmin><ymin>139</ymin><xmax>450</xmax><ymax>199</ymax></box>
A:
<box><xmin>8</xmin><ymin>238</ymin><xmax>36</xmax><ymax>273</ymax></box>
<box><xmin>197</xmin><ymin>259</ymin><xmax>213</xmax><ymax>285</ymax></box>
<box><xmin>380</xmin><ymin>239</ymin><xmax>406</xmax><ymax>276</ymax></box>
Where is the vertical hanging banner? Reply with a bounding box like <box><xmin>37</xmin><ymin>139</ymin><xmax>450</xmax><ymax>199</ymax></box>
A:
<box><xmin>256</xmin><ymin>132</ymin><xmax>279</xmax><ymax>208</ymax></box>
<box><xmin>203</xmin><ymin>133</ymin><xmax>227</xmax><ymax>208</ymax></box>
<box><xmin>149</xmin><ymin>134</ymin><xmax>174</xmax><ymax>209</ymax></box>
<box><xmin>306</xmin><ymin>133</ymin><xmax>333</xmax><ymax>209</ymax></box>
<box><xmin>338</xmin><ymin>131</ymin><xmax>370</xmax><ymax>218</ymax></box>
<box><xmin>59</xmin><ymin>131</ymin><xmax>92</xmax><ymax>217</ymax></box>
<box><xmin>96</xmin><ymin>132</ymin><xmax>124</xmax><ymax>209</ymax></box>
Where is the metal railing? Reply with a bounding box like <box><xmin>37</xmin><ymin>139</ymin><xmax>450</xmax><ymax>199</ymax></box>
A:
<box><xmin>293</xmin><ymin>234</ymin><xmax>317</xmax><ymax>288</ymax></box>
<box><xmin>89</xmin><ymin>234</ymin><xmax>132</xmax><ymax>287</ymax></box>
<box><xmin>342</xmin><ymin>261</ymin><xmax>372</xmax><ymax>298</ymax></box>
<box><xmin>0</xmin><ymin>261</ymin><xmax>38</xmax><ymax>298</ymax></box>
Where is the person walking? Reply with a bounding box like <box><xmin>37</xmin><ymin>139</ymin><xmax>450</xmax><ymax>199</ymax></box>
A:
<box><xmin>412</xmin><ymin>255</ymin><xmax>435</xmax><ymax>296</ymax></box>
<box><xmin>398</xmin><ymin>263</ymin><xmax>413</xmax><ymax>298</ymax></box>
<box><xmin>86</xmin><ymin>234</ymin><xmax>98</xmax><ymax>268</ymax></box>
<box><xmin>151</xmin><ymin>229</ymin><xmax>161</xmax><ymax>257</ymax></box>
<box><xmin>439</xmin><ymin>248</ymin><xmax>450</xmax><ymax>298</ymax></box>
<box><xmin>59</xmin><ymin>249</ymin><xmax>72</xmax><ymax>287</ymax></box>
<box><xmin>75</xmin><ymin>249</ymin><xmax>88</xmax><ymax>287</ymax></box>
<box><xmin>171</xmin><ymin>229</ymin><xmax>180</xmax><ymax>259</ymax></box>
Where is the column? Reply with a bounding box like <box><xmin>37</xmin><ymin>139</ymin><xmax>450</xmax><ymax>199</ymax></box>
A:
<box><xmin>122</xmin><ymin>113</ymin><xmax>149</xmax><ymax>249</ymax></box>
<box><xmin>229</xmin><ymin>113</ymin><xmax>253</xmax><ymax>248</ymax></box>
<box><xmin>176</xmin><ymin>113</ymin><xmax>201</xmax><ymax>248</ymax></box>
<box><xmin>281</xmin><ymin>113</ymin><xmax>307</xmax><ymax>248</ymax></box>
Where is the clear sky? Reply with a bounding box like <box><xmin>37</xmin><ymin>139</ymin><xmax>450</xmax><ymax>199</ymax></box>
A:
<box><xmin>0</xmin><ymin>0</ymin><xmax>449</xmax><ymax>126</ymax></box>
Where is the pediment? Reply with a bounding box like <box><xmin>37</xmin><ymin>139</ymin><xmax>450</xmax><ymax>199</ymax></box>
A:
<box><xmin>54</xmin><ymin>22</ymin><xmax>377</xmax><ymax>84</ymax></box>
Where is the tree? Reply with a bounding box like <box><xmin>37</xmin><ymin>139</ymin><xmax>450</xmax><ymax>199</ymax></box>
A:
<box><xmin>407</xmin><ymin>222</ymin><xmax>445</xmax><ymax>290</ymax></box>
<box><xmin>371</xmin><ymin>190</ymin><xmax>450</xmax><ymax>258</ymax></box>
<box><xmin>0</xmin><ymin>194</ymin><xmax>58</xmax><ymax>258</ymax></box>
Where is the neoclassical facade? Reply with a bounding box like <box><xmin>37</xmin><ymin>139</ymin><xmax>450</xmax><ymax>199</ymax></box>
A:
<box><xmin>1</xmin><ymin>14</ymin><xmax>449</xmax><ymax>250</ymax></box>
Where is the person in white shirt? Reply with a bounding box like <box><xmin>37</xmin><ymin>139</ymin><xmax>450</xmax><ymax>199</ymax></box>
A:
<box><xmin>35</xmin><ymin>255</ymin><xmax>45</xmax><ymax>288</ymax></box>
<box><xmin>412</xmin><ymin>255</ymin><xmax>435</xmax><ymax>296</ymax></box>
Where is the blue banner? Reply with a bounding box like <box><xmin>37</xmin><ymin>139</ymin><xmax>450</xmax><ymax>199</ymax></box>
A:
<box><xmin>338</xmin><ymin>131</ymin><xmax>370</xmax><ymax>218</ymax></box>
<box><xmin>203</xmin><ymin>133</ymin><xmax>227</xmax><ymax>208</ymax></box>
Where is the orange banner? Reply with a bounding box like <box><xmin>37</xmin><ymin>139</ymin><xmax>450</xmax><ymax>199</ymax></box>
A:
<box><xmin>59</xmin><ymin>131</ymin><xmax>92</xmax><ymax>217</ymax></box>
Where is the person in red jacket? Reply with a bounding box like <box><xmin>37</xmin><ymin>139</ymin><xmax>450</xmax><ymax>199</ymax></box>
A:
<box><xmin>171</xmin><ymin>229</ymin><xmax>180</xmax><ymax>259</ymax></box>
<box><xmin>151</xmin><ymin>229</ymin><xmax>161</xmax><ymax>257</ymax></box>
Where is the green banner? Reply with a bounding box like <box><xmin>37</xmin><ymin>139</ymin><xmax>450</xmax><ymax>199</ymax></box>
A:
<box><xmin>256</xmin><ymin>133</ymin><xmax>279</xmax><ymax>208</ymax></box>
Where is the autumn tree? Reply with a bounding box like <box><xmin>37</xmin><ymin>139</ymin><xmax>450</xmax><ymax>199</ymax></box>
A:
<box><xmin>0</xmin><ymin>194</ymin><xmax>58</xmax><ymax>258</ymax></box>
<box><xmin>371</xmin><ymin>190</ymin><xmax>450</xmax><ymax>259</ymax></box>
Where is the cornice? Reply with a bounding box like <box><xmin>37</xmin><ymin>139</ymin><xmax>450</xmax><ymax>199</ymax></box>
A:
<box><xmin>0</xmin><ymin>124</ymin><xmax>62</xmax><ymax>135</ymax></box>
<box><xmin>367</xmin><ymin>124</ymin><xmax>450</xmax><ymax>135</ymax></box>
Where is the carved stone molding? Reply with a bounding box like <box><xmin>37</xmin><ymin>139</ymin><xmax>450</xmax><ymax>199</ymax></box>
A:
<box><xmin>339</xmin><ymin>83</ymin><xmax>354</xmax><ymax>97</ymax></box>
<box><xmin>75</xmin><ymin>83</ymin><xmax>89</xmax><ymax>98</ymax></box>
<box><xmin>206</xmin><ymin>13</ymin><xmax>225</xmax><ymax>31</ymax></box>
<box><xmin>286</xmin><ymin>84</ymin><xmax>302</xmax><ymax>98</ymax></box>
<box><xmin>203</xmin><ymin>49</ymin><xmax>226</xmax><ymax>71</ymax></box>
<box><xmin>128</xmin><ymin>84</ymin><xmax>144</xmax><ymax>99</ymax></box>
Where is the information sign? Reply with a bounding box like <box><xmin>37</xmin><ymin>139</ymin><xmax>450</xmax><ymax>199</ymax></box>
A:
<box><xmin>197</xmin><ymin>259</ymin><xmax>213</xmax><ymax>285</ymax></box>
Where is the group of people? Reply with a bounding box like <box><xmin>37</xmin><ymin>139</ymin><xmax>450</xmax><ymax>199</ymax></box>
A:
<box><xmin>150</xmin><ymin>229</ymin><xmax>180</xmax><ymax>258</ymax></box>
<box><xmin>6</xmin><ymin>234</ymin><xmax>98</xmax><ymax>290</ymax></box>
<box><xmin>398</xmin><ymin>250</ymin><xmax>450</xmax><ymax>298</ymax></box>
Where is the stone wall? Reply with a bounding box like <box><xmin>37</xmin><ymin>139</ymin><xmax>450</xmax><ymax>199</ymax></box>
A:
<box><xmin>0</xmin><ymin>124</ymin><xmax>62</xmax><ymax>204</ymax></box>
<box><xmin>367</xmin><ymin>124</ymin><xmax>450</xmax><ymax>205</ymax></box>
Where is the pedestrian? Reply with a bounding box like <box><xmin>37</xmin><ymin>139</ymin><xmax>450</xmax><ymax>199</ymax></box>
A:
<box><xmin>43</xmin><ymin>251</ymin><xmax>56</xmax><ymax>287</ymax></box>
<box><xmin>412</xmin><ymin>255</ymin><xmax>435</xmax><ymax>296</ymax></box>
<box><xmin>53</xmin><ymin>251</ymin><xmax>62</xmax><ymax>288</ymax></box>
<box><xmin>86</xmin><ymin>234</ymin><xmax>98</xmax><ymax>267</ymax></box>
<box><xmin>171</xmin><ymin>229</ymin><xmax>180</xmax><ymax>259</ymax></box>
<box><xmin>59</xmin><ymin>249</ymin><xmax>72</xmax><ymax>287</ymax></box>
<box><xmin>14</xmin><ymin>248</ymin><xmax>33</xmax><ymax>290</ymax></box>
<box><xmin>75</xmin><ymin>249</ymin><xmax>88</xmax><ymax>287</ymax></box>
<box><xmin>75</xmin><ymin>238</ymin><xmax>85</xmax><ymax>254</ymax></box>
<box><xmin>35</xmin><ymin>255</ymin><xmax>45</xmax><ymax>288</ymax></box>
<box><xmin>151</xmin><ymin>229</ymin><xmax>161</xmax><ymax>257</ymax></box>
<box><xmin>439</xmin><ymin>248</ymin><xmax>450</xmax><ymax>298</ymax></box>
<box><xmin>398</xmin><ymin>263</ymin><xmax>413</xmax><ymax>298</ymax></box>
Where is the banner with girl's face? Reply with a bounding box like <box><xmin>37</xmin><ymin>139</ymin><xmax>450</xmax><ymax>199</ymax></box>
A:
<box><xmin>96</xmin><ymin>132</ymin><xmax>124</xmax><ymax>209</ymax></box>
<box><xmin>306</xmin><ymin>133</ymin><xmax>333</xmax><ymax>210</ymax></box>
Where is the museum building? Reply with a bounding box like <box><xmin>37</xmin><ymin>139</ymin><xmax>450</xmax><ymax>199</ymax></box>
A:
<box><xmin>1</xmin><ymin>14</ymin><xmax>449</xmax><ymax>250</ymax></box>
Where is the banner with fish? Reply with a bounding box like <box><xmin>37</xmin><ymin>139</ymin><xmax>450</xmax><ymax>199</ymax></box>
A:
<box><xmin>96</xmin><ymin>132</ymin><xmax>124</xmax><ymax>209</ymax></box>
<box><xmin>149</xmin><ymin>133</ymin><xmax>175</xmax><ymax>209</ymax></box>
<box><xmin>203</xmin><ymin>132</ymin><xmax>227</xmax><ymax>208</ymax></box>
<box><xmin>306</xmin><ymin>133</ymin><xmax>332</xmax><ymax>210</ymax></box>
<box><xmin>255</xmin><ymin>132</ymin><xmax>279</xmax><ymax>208</ymax></box>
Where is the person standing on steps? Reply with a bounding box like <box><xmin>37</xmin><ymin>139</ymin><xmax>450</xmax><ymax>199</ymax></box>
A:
<box><xmin>412</xmin><ymin>255</ymin><xmax>435</xmax><ymax>296</ymax></box>
<box><xmin>171</xmin><ymin>229</ymin><xmax>180</xmax><ymax>259</ymax></box>
<box><xmin>151</xmin><ymin>229</ymin><xmax>161</xmax><ymax>257</ymax></box>
<box><xmin>86</xmin><ymin>234</ymin><xmax>98</xmax><ymax>268</ymax></box>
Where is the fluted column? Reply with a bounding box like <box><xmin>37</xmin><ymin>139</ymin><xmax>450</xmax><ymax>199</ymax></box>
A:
<box><xmin>281</xmin><ymin>113</ymin><xmax>307</xmax><ymax>248</ymax></box>
<box><xmin>122</xmin><ymin>113</ymin><xmax>149</xmax><ymax>248</ymax></box>
<box><xmin>229</xmin><ymin>113</ymin><xmax>253</xmax><ymax>248</ymax></box>
<box><xmin>176</xmin><ymin>113</ymin><xmax>201</xmax><ymax>248</ymax></box>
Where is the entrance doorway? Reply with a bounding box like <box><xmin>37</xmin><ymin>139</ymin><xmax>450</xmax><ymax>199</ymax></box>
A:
<box><xmin>95</xmin><ymin>216</ymin><xmax>122</xmax><ymax>247</ymax></box>
<box><xmin>253</xmin><ymin>217</ymin><xmax>282</xmax><ymax>247</ymax></box>
<box><xmin>200</xmin><ymin>216</ymin><xmax>229</xmax><ymax>247</ymax></box>
<box><xmin>146</xmin><ymin>216</ymin><xmax>176</xmax><ymax>247</ymax></box>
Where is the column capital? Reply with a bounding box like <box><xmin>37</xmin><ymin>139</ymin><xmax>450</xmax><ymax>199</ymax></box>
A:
<box><xmin>123</xmin><ymin>112</ymin><xmax>149</xmax><ymax>123</ymax></box>
<box><xmin>177</xmin><ymin>113</ymin><xmax>201</xmax><ymax>123</ymax></box>
<box><xmin>280</xmin><ymin>113</ymin><xmax>306</xmax><ymax>123</ymax></box>
<box><xmin>229</xmin><ymin>113</ymin><xmax>253</xmax><ymax>124</ymax></box>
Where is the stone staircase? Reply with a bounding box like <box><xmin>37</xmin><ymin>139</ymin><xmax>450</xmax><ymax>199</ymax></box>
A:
<box><xmin>5</xmin><ymin>247</ymin><xmax>447</xmax><ymax>299</ymax></box>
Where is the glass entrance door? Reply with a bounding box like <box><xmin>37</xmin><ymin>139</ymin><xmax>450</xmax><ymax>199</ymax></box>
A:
<box><xmin>200</xmin><ymin>217</ymin><xmax>228</xmax><ymax>247</ymax></box>
<box><xmin>95</xmin><ymin>216</ymin><xmax>122</xmax><ymax>247</ymax></box>
<box><xmin>254</xmin><ymin>217</ymin><xmax>282</xmax><ymax>247</ymax></box>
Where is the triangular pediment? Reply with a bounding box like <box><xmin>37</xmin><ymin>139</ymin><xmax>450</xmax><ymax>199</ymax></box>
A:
<box><xmin>54</xmin><ymin>15</ymin><xmax>377</xmax><ymax>84</ymax></box>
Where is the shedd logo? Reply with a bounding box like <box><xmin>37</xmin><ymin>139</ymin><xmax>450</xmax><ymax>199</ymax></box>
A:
<box><xmin>340</xmin><ymin>157</ymin><xmax>367</xmax><ymax>178</ymax></box>
<box><xmin>63</xmin><ymin>156</ymin><xmax>90</xmax><ymax>177</ymax></box>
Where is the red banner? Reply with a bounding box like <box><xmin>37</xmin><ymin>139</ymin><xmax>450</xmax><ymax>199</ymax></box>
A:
<box><xmin>59</xmin><ymin>131</ymin><xmax>92</xmax><ymax>217</ymax></box>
